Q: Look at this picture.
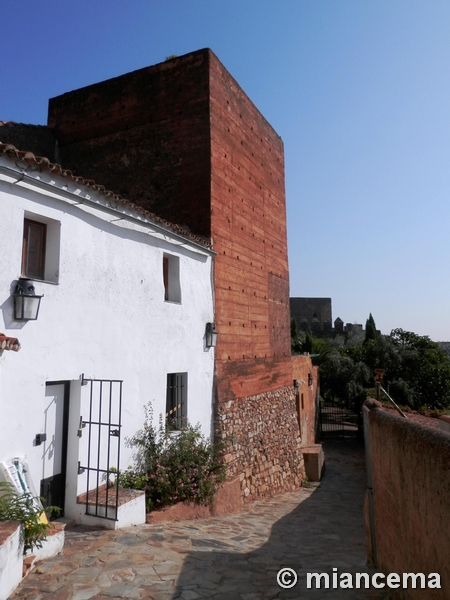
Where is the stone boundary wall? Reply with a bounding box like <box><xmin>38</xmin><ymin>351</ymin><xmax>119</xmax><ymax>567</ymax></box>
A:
<box><xmin>364</xmin><ymin>400</ymin><xmax>450</xmax><ymax>599</ymax></box>
<box><xmin>215</xmin><ymin>386</ymin><xmax>305</xmax><ymax>503</ymax></box>
<box><xmin>292</xmin><ymin>355</ymin><xmax>319</xmax><ymax>446</ymax></box>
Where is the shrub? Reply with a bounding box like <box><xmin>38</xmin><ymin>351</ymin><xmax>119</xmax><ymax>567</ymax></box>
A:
<box><xmin>119</xmin><ymin>403</ymin><xmax>226</xmax><ymax>512</ymax></box>
<box><xmin>0</xmin><ymin>481</ymin><xmax>60</xmax><ymax>554</ymax></box>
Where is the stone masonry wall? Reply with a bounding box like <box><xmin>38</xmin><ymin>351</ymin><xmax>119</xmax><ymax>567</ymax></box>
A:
<box><xmin>364</xmin><ymin>400</ymin><xmax>450</xmax><ymax>598</ymax></box>
<box><xmin>215</xmin><ymin>386</ymin><xmax>305</xmax><ymax>503</ymax></box>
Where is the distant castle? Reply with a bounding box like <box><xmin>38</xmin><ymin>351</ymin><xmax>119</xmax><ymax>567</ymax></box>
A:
<box><xmin>290</xmin><ymin>297</ymin><xmax>365</xmax><ymax>340</ymax></box>
<box><xmin>290</xmin><ymin>298</ymin><xmax>450</xmax><ymax>348</ymax></box>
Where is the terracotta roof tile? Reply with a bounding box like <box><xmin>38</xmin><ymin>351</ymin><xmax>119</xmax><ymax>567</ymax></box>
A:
<box><xmin>0</xmin><ymin>140</ymin><xmax>211</xmax><ymax>249</ymax></box>
<box><xmin>0</xmin><ymin>334</ymin><xmax>21</xmax><ymax>352</ymax></box>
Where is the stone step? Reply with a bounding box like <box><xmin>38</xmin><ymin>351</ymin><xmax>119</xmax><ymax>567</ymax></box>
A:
<box><xmin>301</xmin><ymin>444</ymin><xmax>325</xmax><ymax>482</ymax></box>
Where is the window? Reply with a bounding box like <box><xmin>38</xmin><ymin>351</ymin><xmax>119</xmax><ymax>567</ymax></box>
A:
<box><xmin>163</xmin><ymin>257</ymin><xmax>169</xmax><ymax>301</ymax></box>
<box><xmin>165</xmin><ymin>372</ymin><xmax>187</xmax><ymax>429</ymax></box>
<box><xmin>21</xmin><ymin>213</ymin><xmax>61</xmax><ymax>283</ymax></box>
<box><xmin>163</xmin><ymin>253</ymin><xmax>181</xmax><ymax>303</ymax></box>
<box><xmin>22</xmin><ymin>219</ymin><xmax>46</xmax><ymax>279</ymax></box>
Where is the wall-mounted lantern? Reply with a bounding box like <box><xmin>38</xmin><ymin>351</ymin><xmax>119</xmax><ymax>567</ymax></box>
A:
<box><xmin>308</xmin><ymin>372</ymin><xmax>313</xmax><ymax>386</ymax></box>
<box><xmin>13</xmin><ymin>279</ymin><xmax>43</xmax><ymax>321</ymax></box>
<box><xmin>205</xmin><ymin>322</ymin><xmax>218</xmax><ymax>348</ymax></box>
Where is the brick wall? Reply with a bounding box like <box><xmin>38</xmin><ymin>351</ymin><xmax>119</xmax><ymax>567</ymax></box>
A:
<box><xmin>49</xmin><ymin>48</ymin><xmax>293</xmax><ymax>401</ymax></box>
<box><xmin>48</xmin><ymin>51</ymin><xmax>212</xmax><ymax>239</ymax></box>
<box><xmin>290</xmin><ymin>297</ymin><xmax>333</xmax><ymax>332</ymax></box>
<box><xmin>209</xmin><ymin>51</ymin><xmax>292</xmax><ymax>400</ymax></box>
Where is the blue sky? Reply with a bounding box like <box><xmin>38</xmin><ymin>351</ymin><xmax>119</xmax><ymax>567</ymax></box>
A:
<box><xmin>2</xmin><ymin>1</ymin><xmax>450</xmax><ymax>340</ymax></box>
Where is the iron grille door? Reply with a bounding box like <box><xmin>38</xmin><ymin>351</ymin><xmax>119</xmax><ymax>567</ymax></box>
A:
<box><xmin>319</xmin><ymin>399</ymin><xmax>362</xmax><ymax>440</ymax></box>
<box><xmin>78</xmin><ymin>376</ymin><xmax>123</xmax><ymax>521</ymax></box>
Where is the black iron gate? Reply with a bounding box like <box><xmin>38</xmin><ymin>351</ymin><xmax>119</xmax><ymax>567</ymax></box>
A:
<box><xmin>319</xmin><ymin>399</ymin><xmax>362</xmax><ymax>440</ymax></box>
<box><xmin>78</xmin><ymin>376</ymin><xmax>123</xmax><ymax>521</ymax></box>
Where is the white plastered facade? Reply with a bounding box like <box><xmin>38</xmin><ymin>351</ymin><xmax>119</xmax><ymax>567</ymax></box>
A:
<box><xmin>0</xmin><ymin>153</ymin><xmax>216</xmax><ymax>522</ymax></box>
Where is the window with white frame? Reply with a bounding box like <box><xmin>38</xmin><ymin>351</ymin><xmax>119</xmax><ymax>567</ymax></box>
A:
<box><xmin>22</xmin><ymin>213</ymin><xmax>61</xmax><ymax>283</ymax></box>
<box><xmin>163</xmin><ymin>253</ymin><xmax>181</xmax><ymax>303</ymax></box>
<box><xmin>165</xmin><ymin>372</ymin><xmax>187</xmax><ymax>430</ymax></box>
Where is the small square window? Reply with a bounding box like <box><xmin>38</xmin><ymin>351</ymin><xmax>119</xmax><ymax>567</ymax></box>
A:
<box><xmin>165</xmin><ymin>372</ymin><xmax>187</xmax><ymax>430</ymax></box>
<box><xmin>163</xmin><ymin>253</ymin><xmax>181</xmax><ymax>303</ymax></box>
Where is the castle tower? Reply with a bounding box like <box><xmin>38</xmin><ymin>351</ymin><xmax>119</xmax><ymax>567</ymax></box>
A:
<box><xmin>48</xmin><ymin>49</ymin><xmax>302</xmax><ymax>501</ymax></box>
<box><xmin>48</xmin><ymin>49</ymin><xmax>291</xmax><ymax>399</ymax></box>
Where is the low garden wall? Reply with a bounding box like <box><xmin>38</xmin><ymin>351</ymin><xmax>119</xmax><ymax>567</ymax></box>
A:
<box><xmin>364</xmin><ymin>399</ymin><xmax>450</xmax><ymax>599</ymax></box>
<box><xmin>0</xmin><ymin>521</ymin><xmax>23</xmax><ymax>600</ymax></box>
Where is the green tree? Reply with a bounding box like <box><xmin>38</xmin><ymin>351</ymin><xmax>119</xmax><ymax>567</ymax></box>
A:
<box><xmin>309</xmin><ymin>337</ymin><xmax>333</xmax><ymax>366</ymax></box>
<box><xmin>364</xmin><ymin>313</ymin><xmax>378</xmax><ymax>344</ymax></box>
<box><xmin>319</xmin><ymin>351</ymin><xmax>370</xmax><ymax>408</ymax></box>
<box><xmin>290</xmin><ymin>318</ymin><xmax>302</xmax><ymax>354</ymax></box>
<box><xmin>302</xmin><ymin>328</ymin><xmax>313</xmax><ymax>354</ymax></box>
<box><xmin>388</xmin><ymin>329</ymin><xmax>450</xmax><ymax>409</ymax></box>
<box><xmin>315</xmin><ymin>322</ymin><xmax>450</xmax><ymax>411</ymax></box>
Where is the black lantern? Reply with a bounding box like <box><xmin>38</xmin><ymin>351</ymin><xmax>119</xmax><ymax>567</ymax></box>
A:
<box><xmin>13</xmin><ymin>280</ymin><xmax>43</xmax><ymax>321</ymax></box>
<box><xmin>205</xmin><ymin>322</ymin><xmax>218</xmax><ymax>348</ymax></box>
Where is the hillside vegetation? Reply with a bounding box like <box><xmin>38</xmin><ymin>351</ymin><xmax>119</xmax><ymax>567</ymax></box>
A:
<box><xmin>292</xmin><ymin>315</ymin><xmax>450</xmax><ymax>411</ymax></box>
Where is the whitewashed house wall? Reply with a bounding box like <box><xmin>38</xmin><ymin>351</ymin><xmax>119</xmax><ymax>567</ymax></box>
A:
<box><xmin>0</xmin><ymin>151</ymin><xmax>216</xmax><ymax>521</ymax></box>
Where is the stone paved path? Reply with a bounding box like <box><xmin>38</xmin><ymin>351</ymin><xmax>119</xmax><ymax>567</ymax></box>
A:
<box><xmin>12</xmin><ymin>441</ymin><xmax>390</xmax><ymax>599</ymax></box>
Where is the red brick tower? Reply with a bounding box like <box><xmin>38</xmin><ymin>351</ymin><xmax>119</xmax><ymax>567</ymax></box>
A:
<box><xmin>48</xmin><ymin>49</ymin><xmax>305</xmax><ymax>501</ymax></box>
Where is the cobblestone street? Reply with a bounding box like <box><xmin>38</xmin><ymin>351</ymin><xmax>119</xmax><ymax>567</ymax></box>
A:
<box><xmin>12</xmin><ymin>441</ymin><xmax>390</xmax><ymax>599</ymax></box>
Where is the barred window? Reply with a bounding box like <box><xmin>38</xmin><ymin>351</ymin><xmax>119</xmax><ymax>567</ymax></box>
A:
<box><xmin>165</xmin><ymin>372</ymin><xmax>187</xmax><ymax>430</ymax></box>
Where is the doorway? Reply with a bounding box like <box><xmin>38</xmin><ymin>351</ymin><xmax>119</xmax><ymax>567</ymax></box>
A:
<box><xmin>40</xmin><ymin>381</ymin><xmax>70</xmax><ymax>516</ymax></box>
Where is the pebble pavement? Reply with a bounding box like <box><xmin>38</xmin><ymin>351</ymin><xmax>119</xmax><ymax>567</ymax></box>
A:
<box><xmin>11</xmin><ymin>441</ymin><xmax>391</xmax><ymax>599</ymax></box>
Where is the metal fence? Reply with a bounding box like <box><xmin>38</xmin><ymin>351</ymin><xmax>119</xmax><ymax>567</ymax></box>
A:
<box><xmin>319</xmin><ymin>399</ymin><xmax>362</xmax><ymax>440</ymax></box>
<box><xmin>78</xmin><ymin>377</ymin><xmax>123</xmax><ymax>521</ymax></box>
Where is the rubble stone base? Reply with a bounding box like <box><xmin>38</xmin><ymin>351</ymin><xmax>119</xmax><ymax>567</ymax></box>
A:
<box><xmin>215</xmin><ymin>386</ymin><xmax>305</xmax><ymax>503</ymax></box>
